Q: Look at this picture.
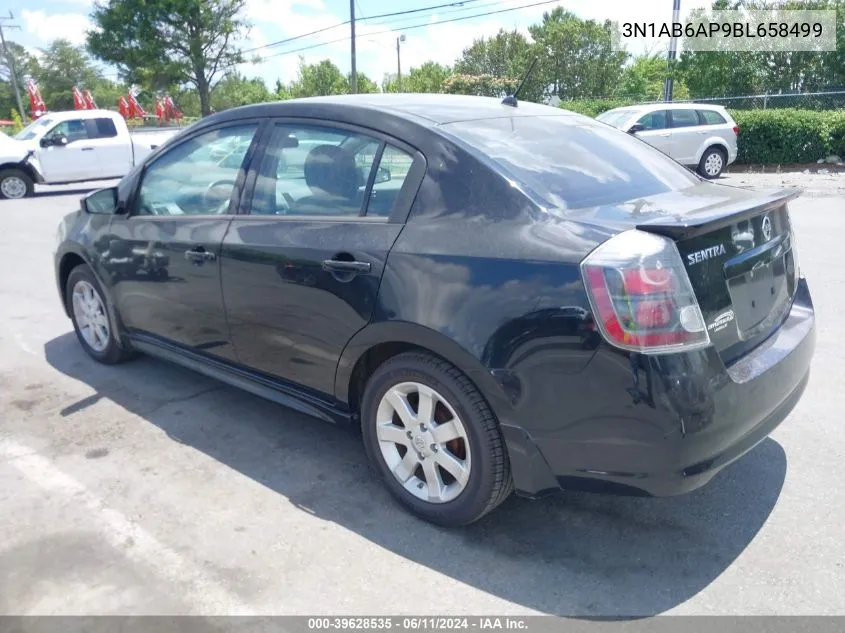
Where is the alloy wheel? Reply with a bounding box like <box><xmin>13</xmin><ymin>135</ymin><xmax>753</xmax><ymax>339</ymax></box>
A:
<box><xmin>1</xmin><ymin>176</ymin><xmax>27</xmax><ymax>199</ymax></box>
<box><xmin>71</xmin><ymin>280</ymin><xmax>110</xmax><ymax>352</ymax></box>
<box><xmin>375</xmin><ymin>381</ymin><xmax>472</xmax><ymax>504</ymax></box>
<box><xmin>704</xmin><ymin>152</ymin><xmax>723</xmax><ymax>176</ymax></box>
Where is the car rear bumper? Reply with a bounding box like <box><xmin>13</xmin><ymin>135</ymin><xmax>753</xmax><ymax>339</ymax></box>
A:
<box><xmin>502</xmin><ymin>278</ymin><xmax>815</xmax><ymax>499</ymax></box>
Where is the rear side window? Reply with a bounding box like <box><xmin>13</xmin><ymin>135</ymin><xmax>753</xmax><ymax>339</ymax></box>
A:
<box><xmin>93</xmin><ymin>118</ymin><xmax>118</xmax><ymax>138</ymax></box>
<box><xmin>698</xmin><ymin>109</ymin><xmax>727</xmax><ymax>125</ymax></box>
<box><xmin>670</xmin><ymin>109</ymin><xmax>700</xmax><ymax>128</ymax></box>
<box><xmin>442</xmin><ymin>116</ymin><xmax>699</xmax><ymax>210</ymax></box>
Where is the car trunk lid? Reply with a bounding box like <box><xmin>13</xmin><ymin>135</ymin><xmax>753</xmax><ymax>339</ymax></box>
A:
<box><xmin>634</xmin><ymin>186</ymin><xmax>801</xmax><ymax>364</ymax></box>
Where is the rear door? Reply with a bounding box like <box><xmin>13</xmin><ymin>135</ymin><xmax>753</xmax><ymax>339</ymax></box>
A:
<box><xmin>220</xmin><ymin>120</ymin><xmax>425</xmax><ymax>397</ymax></box>
<box><xmin>85</xmin><ymin>116</ymin><xmax>134</xmax><ymax>178</ymax></box>
<box><xmin>107</xmin><ymin>120</ymin><xmax>263</xmax><ymax>359</ymax></box>
<box><xmin>631</xmin><ymin>110</ymin><xmax>673</xmax><ymax>156</ymax></box>
<box><xmin>667</xmin><ymin>108</ymin><xmax>704</xmax><ymax>165</ymax></box>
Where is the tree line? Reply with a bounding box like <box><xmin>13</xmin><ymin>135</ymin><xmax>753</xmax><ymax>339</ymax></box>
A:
<box><xmin>1</xmin><ymin>0</ymin><xmax>844</xmax><ymax>121</ymax></box>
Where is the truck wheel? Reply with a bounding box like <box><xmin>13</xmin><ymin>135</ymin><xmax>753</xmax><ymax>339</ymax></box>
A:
<box><xmin>0</xmin><ymin>169</ymin><xmax>34</xmax><ymax>199</ymax></box>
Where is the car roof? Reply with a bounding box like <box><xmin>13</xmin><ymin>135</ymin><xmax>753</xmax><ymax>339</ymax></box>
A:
<box><xmin>40</xmin><ymin>109</ymin><xmax>120</xmax><ymax>122</ymax></box>
<box><xmin>604</xmin><ymin>102</ymin><xmax>728</xmax><ymax>117</ymax></box>
<box><xmin>206</xmin><ymin>93</ymin><xmax>582</xmax><ymax>128</ymax></box>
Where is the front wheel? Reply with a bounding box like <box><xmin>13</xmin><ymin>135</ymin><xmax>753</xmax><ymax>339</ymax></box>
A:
<box><xmin>698</xmin><ymin>147</ymin><xmax>726</xmax><ymax>179</ymax></box>
<box><xmin>0</xmin><ymin>169</ymin><xmax>34</xmax><ymax>199</ymax></box>
<box><xmin>361</xmin><ymin>352</ymin><xmax>513</xmax><ymax>527</ymax></box>
<box><xmin>66</xmin><ymin>264</ymin><xmax>132</xmax><ymax>365</ymax></box>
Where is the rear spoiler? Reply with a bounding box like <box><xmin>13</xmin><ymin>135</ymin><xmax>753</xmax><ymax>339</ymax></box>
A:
<box><xmin>635</xmin><ymin>187</ymin><xmax>802</xmax><ymax>241</ymax></box>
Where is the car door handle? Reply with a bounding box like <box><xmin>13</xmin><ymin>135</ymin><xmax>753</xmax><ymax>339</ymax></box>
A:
<box><xmin>659</xmin><ymin>133</ymin><xmax>671</xmax><ymax>137</ymax></box>
<box><xmin>81</xmin><ymin>147</ymin><xmax>95</xmax><ymax>151</ymax></box>
<box><xmin>185</xmin><ymin>248</ymin><xmax>216</xmax><ymax>263</ymax></box>
<box><xmin>321</xmin><ymin>259</ymin><xmax>371</xmax><ymax>274</ymax></box>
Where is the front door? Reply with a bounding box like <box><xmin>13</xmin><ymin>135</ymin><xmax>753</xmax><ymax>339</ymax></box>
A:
<box><xmin>105</xmin><ymin>121</ymin><xmax>262</xmax><ymax>359</ymax></box>
<box><xmin>632</xmin><ymin>109</ymin><xmax>673</xmax><ymax>158</ymax></box>
<box><xmin>220</xmin><ymin>121</ymin><xmax>423</xmax><ymax>397</ymax></box>
<box><xmin>38</xmin><ymin>118</ymin><xmax>101</xmax><ymax>181</ymax></box>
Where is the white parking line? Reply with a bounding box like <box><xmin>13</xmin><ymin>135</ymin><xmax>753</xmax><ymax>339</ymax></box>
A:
<box><xmin>0</xmin><ymin>438</ymin><xmax>256</xmax><ymax>616</ymax></box>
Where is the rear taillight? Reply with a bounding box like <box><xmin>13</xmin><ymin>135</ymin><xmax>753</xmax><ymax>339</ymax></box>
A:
<box><xmin>732</xmin><ymin>125</ymin><xmax>740</xmax><ymax>136</ymax></box>
<box><xmin>581</xmin><ymin>230</ymin><xmax>710</xmax><ymax>354</ymax></box>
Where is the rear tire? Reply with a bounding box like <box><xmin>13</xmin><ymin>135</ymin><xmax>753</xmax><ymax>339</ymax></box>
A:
<box><xmin>361</xmin><ymin>351</ymin><xmax>513</xmax><ymax>527</ymax></box>
<box><xmin>66</xmin><ymin>264</ymin><xmax>132</xmax><ymax>365</ymax></box>
<box><xmin>698</xmin><ymin>147</ymin><xmax>726</xmax><ymax>179</ymax></box>
<box><xmin>0</xmin><ymin>169</ymin><xmax>34</xmax><ymax>199</ymax></box>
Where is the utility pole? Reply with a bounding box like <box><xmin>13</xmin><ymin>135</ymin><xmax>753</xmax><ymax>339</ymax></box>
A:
<box><xmin>349</xmin><ymin>0</ymin><xmax>357</xmax><ymax>94</ymax></box>
<box><xmin>663</xmin><ymin>0</ymin><xmax>681</xmax><ymax>102</ymax></box>
<box><xmin>396</xmin><ymin>34</ymin><xmax>405</xmax><ymax>91</ymax></box>
<box><xmin>0</xmin><ymin>12</ymin><xmax>27</xmax><ymax>123</ymax></box>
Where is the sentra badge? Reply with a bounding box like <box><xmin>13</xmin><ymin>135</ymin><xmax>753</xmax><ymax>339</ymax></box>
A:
<box><xmin>687</xmin><ymin>244</ymin><xmax>726</xmax><ymax>265</ymax></box>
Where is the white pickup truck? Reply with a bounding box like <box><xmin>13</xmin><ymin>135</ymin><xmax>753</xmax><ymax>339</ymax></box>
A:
<box><xmin>0</xmin><ymin>109</ymin><xmax>180</xmax><ymax>199</ymax></box>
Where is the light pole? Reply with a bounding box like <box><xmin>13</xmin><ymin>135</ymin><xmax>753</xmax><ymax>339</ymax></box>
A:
<box><xmin>396</xmin><ymin>34</ymin><xmax>406</xmax><ymax>91</ymax></box>
<box><xmin>663</xmin><ymin>0</ymin><xmax>681</xmax><ymax>102</ymax></box>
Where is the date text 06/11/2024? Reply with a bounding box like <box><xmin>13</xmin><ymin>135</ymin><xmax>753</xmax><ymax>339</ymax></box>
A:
<box><xmin>306</xmin><ymin>618</ymin><xmax>529</xmax><ymax>631</ymax></box>
<box><xmin>621</xmin><ymin>21</ymin><xmax>824</xmax><ymax>39</ymax></box>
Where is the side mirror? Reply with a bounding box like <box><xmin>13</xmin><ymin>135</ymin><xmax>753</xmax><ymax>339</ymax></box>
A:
<box><xmin>627</xmin><ymin>123</ymin><xmax>645</xmax><ymax>134</ymax></box>
<box><xmin>42</xmin><ymin>135</ymin><xmax>69</xmax><ymax>148</ymax></box>
<box><xmin>374</xmin><ymin>166</ymin><xmax>391</xmax><ymax>184</ymax></box>
<box><xmin>82</xmin><ymin>186</ymin><xmax>120</xmax><ymax>215</ymax></box>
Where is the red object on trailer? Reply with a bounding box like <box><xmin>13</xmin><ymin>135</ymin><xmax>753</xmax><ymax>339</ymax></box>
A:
<box><xmin>155</xmin><ymin>97</ymin><xmax>165</xmax><ymax>121</ymax></box>
<box><xmin>83</xmin><ymin>90</ymin><xmax>97</xmax><ymax>110</ymax></box>
<box><xmin>118</xmin><ymin>95</ymin><xmax>129</xmax><ymax>118</ymax></box>
<box><xmin>72</xmin><ymin>87</ymin><xmax>86</xmax><ymax>110</ymax></box>
<box><xmin>27</xmin><ymin>79</ymin><xmax>47</xmax><ymax>119</ymax></box>
<box><xmin>164</xmin><ymin>95</ymin><xmax>183</xmax><ymax>120</ymax></box>
<box><xmin>127</xmin><ymin>90</ymin><xmax>147</xmax><ymax>119</ymax></box>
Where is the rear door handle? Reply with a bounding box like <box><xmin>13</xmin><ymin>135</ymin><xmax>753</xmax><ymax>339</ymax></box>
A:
<box><xmin>185</xmin><ymin>247</ymin><xmax>216</xmax><ymax>263</ymax></box>
<box><xmin>81</xmin><ymin>147</ymin><xmax>95</xmax><ymax>151</ymax></box>
<box><xmin>321</xmin><ymin>259</ymin><xmax>371</xmax><ymax>274</ymax></box>
<box><xmin>658</xmin><ymin>132</ymin><xmax>670</xmax><ymax>137</ymax></box>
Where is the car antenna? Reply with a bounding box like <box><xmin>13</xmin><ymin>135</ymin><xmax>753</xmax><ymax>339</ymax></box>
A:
<box><xmin>501</xmin><ymin>57</ymin><xmax>538</xmax><ymax>108</ymax></box>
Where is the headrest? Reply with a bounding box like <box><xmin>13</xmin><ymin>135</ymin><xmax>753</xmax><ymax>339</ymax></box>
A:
<box><xmin>303</xmin><ymin>144</ymin><xmax>359</xmax><ymax>199</ymax></box>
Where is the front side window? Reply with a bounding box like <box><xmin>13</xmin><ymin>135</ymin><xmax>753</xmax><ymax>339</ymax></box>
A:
<box><xmin>636</xmin><ymin>110</ymin><xmax>668</xmax><ymax>130</ymax></box>
<box><xmin>49</xmin><ymin>119</ymin><xmax>89</xmax><ymax>143</ymax></box>
<box><xmin>671</xmin><ymin>109</ymin><xmax>700</xmax><ymax>128</ymax></box>
<box><xmin>135</xmin><ymin>123</ymin><xmax>259</xmax><ymax>216</ymax></box>
<box><xmin>251</xmin><ymin>123</ymin><xmax>414</xmax><ymax>218</ymax></box>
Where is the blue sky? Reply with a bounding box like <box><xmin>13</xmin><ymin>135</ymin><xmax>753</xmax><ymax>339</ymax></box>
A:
<box><xmin>11</xmin><ymin>0</ymin><xmax>710</xmax><ymax>87</ymax></box>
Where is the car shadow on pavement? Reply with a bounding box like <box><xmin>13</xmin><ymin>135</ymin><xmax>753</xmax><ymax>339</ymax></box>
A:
<box><xmin>45</xmin><ymin>333</ymin><xmax>787</xmax><ymax>618</ymax></box>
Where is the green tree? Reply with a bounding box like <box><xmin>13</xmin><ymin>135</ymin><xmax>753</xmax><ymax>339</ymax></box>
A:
<box><xmin>0</xmin><ymin>41</ymin><xmax>39</xmax><ymax>119</ymax></box>
<box><xmin>211</xmin><ymin>72</ymin><xmax>270</xmax><ymax>110</ymax></box>
<box><xmin>87</xmin><ymin>0</ymin><xmax>249</xmax><ymax>116</ymax></box>
<box><xmin>289</xmin><ymin>58</ymin><xmax>348</xmax><ymax>97</ymax></box>
<box><xmin>404</xmin><ymin>62</ymin><xmax>451</xmax><ymax>93</ymax></box>
<box><xmin>528</xmin><ymin>8</ymin><xmax>628</xmax><ymax>100</ymax></box>
<box><xmin>619</xmin><ymin>53</ymin><xmax>689</xmax><ymax>100</ymax></box>
<box><xmin>37</xmin><ymin>39</ymin><xmax>102</xmax><ymax>111</ymax></box>
<box><xmin>349</xmin><ymin>72</ymin><xmax>378</xmax><ymax>94</ymax></box>
<box><xmin>453</xmin><ymin>29</ymin><xmax>531</xmax><ymax>98</ymax></box>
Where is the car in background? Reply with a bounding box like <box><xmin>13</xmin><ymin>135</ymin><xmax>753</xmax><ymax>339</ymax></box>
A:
<box><xmin>597</xmin><ymin>103</ymin><xmax>739</xmax><ymax>179</ymax></box>
<box><xmin>0</xmin><ymin>109</ymin><xmax>178</xmax><ymax>199</ymax></box>
<box><xmin>54</xmin><ymin>94</ymin><xmax>813</xmax><ymax>527</ymax></box>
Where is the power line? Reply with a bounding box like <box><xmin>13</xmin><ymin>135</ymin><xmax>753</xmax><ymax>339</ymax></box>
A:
<box><xmin>240</xmin><ymin>0</ymin><xmax>484</xmax><ymax>55</ymax></box>
<box><xmin>257</xmin><ymin>0</ymin><xmax>562</xmax><ymax>62</ymax></box>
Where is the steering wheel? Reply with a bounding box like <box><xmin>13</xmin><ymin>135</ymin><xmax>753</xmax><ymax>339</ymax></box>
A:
<box><xmin>203</xmin><ymin>179</ymin><xmax>236</xmax><ymax>211</ymax></box>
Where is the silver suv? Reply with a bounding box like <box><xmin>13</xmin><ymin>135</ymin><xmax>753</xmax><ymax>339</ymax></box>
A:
<box><xmin>596</xmin><ymin>103</ymin><xmax>739</xmax><ymax>179</ymax></box>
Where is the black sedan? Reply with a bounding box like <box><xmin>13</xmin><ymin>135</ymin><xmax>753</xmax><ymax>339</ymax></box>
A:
<box><xmin>54</xmin><ymin>94</ymin><xmax>816</xmax><ymax>527</ymax></box>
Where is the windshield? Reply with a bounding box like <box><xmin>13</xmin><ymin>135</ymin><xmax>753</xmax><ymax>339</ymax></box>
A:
<box><xmin>441</xmin><ymin>115</ymin><xmax>700</xmax><ymax>211</ymax></box>
<box><xmin>596</xmin><ymin>109</ymin><xmax>637</xmax><ymax>128</ymax></box>
<box><xmin>14</xmin><ymin>117</ymin><xmax>54</xmax><ymax>141</ymax></box>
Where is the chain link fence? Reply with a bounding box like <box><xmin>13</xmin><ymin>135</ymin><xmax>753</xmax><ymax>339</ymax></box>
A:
<box><xmin>673</xmin><ymin>90</ymin><xmax>845</xmax><ymax>110</ymax></box>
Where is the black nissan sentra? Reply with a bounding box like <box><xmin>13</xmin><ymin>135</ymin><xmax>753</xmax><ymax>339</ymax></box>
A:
<box><xmin>54</xmin><ymin>94</ymin><xmax>816</xmax><ymax>526</ymax></box>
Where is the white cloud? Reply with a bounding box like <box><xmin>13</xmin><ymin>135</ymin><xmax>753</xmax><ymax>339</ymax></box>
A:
<box><xmin>21</xmin><ymin>9</ymin><xmax>91</xmax><ymax>45</ymax></box>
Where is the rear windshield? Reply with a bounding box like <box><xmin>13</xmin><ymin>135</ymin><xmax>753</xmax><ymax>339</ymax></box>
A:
<box><xmin>441</xmin><ymin>115</ymin><xmax>700</xmax><ymax>210</ymax></box>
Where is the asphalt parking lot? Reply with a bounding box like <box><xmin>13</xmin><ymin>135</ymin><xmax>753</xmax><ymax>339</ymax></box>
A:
<box><xmin>1</xmin><ymin>174</ymin><xmax>843</xmax><ymax>617</ymax></box>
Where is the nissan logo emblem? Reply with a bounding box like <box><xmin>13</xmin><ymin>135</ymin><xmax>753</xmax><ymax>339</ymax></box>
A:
<box><xmin>761</xmin><ymin>215</ymin><xmax>772</xmax><ymax>242</ymax></box>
